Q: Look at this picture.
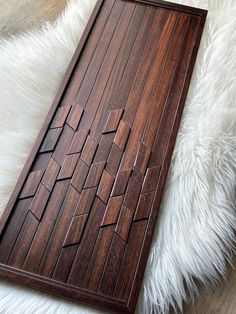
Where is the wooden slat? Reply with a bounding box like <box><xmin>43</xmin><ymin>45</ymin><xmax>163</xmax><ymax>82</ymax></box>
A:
<box><xmin>99</xmin><ymin>233</ymin><xmax>126</xmax><ymax>296</ymax></box>
<box><xmin>67</xmin><ymin>129</ymin><xmax>89</xmax><ymax>154</ymax></box>
<box><xmin>115</xmin><ymin>205</ymin><xmax>133</xmax><ymax>242</ymax></box>
<box><xmin>41</xmin><ymin>158</ymin><xmax>60</xmax><ymax>191</ymax></box>
<box><xmin>39</xmin><ymin>128</ymin><xmax>62</xmax><ymax>153</ymax></box>
<box><xmin>29</xmin><ymin>184</ymin><xmax>50</xmax><ymax>220</ymax></box>
<box><xmin>106</xmin><ymin>144</ymin><xmax>123</xmax><ymax>176</ymax></box>
<box><xmin>38</xmin><ymin>185</ymin><xmax>80</xmax><ymax>278</ymax></box>
<box><xmin>22</xmin><ymin>180</ymin><xmax>69</xmax><ymax>273</ymax></box>
<box><xmin>63</xmin><ymin>215</ymin><xmax>88</xmax><ymax>247</ymax></box>
<box><xmin>84</xmin><ymin>161</ymin><xmax>106</xmax><ymax>188</ymax></box>
<box><xmin>0</xmin><ymin>1</ymin><xmax>207</xmax><ymax>313</ymax></box>
<box><xmin>75</xmin><ymin>187</ymin><xmax>97</xmax><ymax>216</ymax></box>
<box><xmin>111</xmin><ymin>7</ymin><xmax>168</xmax><ymax>111</ymax></box>
<box><xmin>8</xmin><ymin>212</ymin><xmax>39</xmax><ymax>269</ymax></box>
<box><xmin>134</xmin><ymin>191</ymin><xmax>154</xmax><ymax>221</ymax></box>
<box><xmin>80</xmin><ymin>135</ymin><xmax>98</xmax><ymax>166</ymax></box>
<box><xmin>61</xmin><ymin>0</ymin><xmax>116</xmax><ymax>108</ymax></box>
<box><xmin>97</xmin><ymin>170</ymin><xmax>114</xmax><ymax>203</ymax></box>
<box><xmin>52</xmin><ymin>124</ymin><xmax>74</xmax><ymax>165</ymax></box>
<box><xmin>74</xmin><ymin>1</ymin><xmax>126</xmax><ymax>110</ymax></box>
<box><xmin>71</xmin><ymin>159</ymin><xmax>89</xmax><ymax>192</ymax></box>
<box><xmin>50</xmin><ymin>105</ymin><xmax>71</xmax><ymax>129</ymax></box>
<box><xmin>90</xmin><ymin>4</ymin><xmax>147</xmax><ymax>139</ymax></box>
<box><xmin>19</xmin><ymin>171</ymin><xmax>43</xmax><ymax>199</ymax></box>
<box><xmin>66</xmin><ymin>105</ymin><xmax>83</xmax><ymax>131</ymax></box>
<box><xmin>114</xmin><ymin>220</ymin><xmax>147</xmax><ymax>300</ymax></box>
<box><xmin>57</xmin><ymin>153</ymin><xmax>80</xmax><ymax>180</ymax></box>
<box><xmin>0</xmin><ymin>198</ymin><xmax>33</xmax><ymax>264</ymax></box>
<box><xmin>111</xmin><ymin>169</ymin><xmax>132</xmax><ymax>197</ymax></box>
<box><xmin>68</xmin><ymin>197</ymin><xmax>106</xmax><ymax>286</ymax></box>
<box><xmin>83</xmin><ymin>226</ymin><xmax>115</xmax><ymax>290</ymax></box>
<box><xmin>103</xmin><ymin>109</ymin><xmax>124</xmax><ymax>133</ymax></box>
<box><xmin>102</xmin><ymin>195</ymin><xmax>124</xmax><ymax>226</ymax></box>
<box><xmin>114</xmin><ymin>120</ymin><xmax>131</xmax><ymax>150</ymax></box>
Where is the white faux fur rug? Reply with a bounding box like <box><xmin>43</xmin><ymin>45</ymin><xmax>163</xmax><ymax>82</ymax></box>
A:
<box><xmin>0</xmin><ymin>0</ymin><xmax>236</xmax><ymax>313</ymax></box>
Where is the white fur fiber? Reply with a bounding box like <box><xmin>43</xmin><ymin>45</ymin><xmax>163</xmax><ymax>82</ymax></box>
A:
<box><xmin>0</xmin><ymin>0</ymin><xmax>236</xmax><ymax>313</ymax></box>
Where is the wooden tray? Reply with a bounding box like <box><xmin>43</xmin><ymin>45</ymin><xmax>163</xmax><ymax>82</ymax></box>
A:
<box><xmin>0</xmin><ymin>1</ymin><xmax>207</xmax><ymax>313</ymax></box>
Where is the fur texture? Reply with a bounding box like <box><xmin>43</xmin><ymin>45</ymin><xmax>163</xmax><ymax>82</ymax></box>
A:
<box><xmin>0</xmin><ymin>0</ymin><xmax>236</xmax><ymax>313</ymax></box>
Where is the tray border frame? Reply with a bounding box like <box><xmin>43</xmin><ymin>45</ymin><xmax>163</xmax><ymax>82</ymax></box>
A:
<box><xmin>0</xmin><ymin>1</ymin><xmax>207</xmax><ymax>313</ymax></box>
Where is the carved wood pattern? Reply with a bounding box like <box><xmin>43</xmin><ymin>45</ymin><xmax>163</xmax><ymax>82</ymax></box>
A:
<box><xmin>0</xmin><ymin>1</ymin><xmax>207</xmax><ymax>313</ymax></box>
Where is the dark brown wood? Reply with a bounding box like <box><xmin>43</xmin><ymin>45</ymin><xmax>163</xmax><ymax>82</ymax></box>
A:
<box><xmin>0</xmin><ymin>1</ymin><xmax>207</xmax><ymax>313</ymax></box>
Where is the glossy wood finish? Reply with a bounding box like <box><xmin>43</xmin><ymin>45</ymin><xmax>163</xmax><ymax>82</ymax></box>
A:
<box><xmin>0</xmin><ymin>1</ymin><xmax>207</xmax><ymax>313</ymax></box>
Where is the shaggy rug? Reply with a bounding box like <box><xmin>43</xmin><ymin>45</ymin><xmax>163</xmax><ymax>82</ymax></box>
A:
<box><xmin>0</xmin><ymin>0</ymin><xmax>236</xmax><ymax>313</ymax></box>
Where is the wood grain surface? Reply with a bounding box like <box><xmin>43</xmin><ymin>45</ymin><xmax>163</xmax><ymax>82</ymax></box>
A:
<box><xmin>0</xmin><ymin>0</ymin><xmax>207</xmax><ymax>313</ymax></box>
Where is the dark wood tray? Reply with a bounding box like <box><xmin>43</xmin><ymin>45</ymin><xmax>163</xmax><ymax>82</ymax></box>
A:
<box><xmin>0</xmin><ymin>1</ymin><xmax>207</xmax><ymax>313</ymax></box>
